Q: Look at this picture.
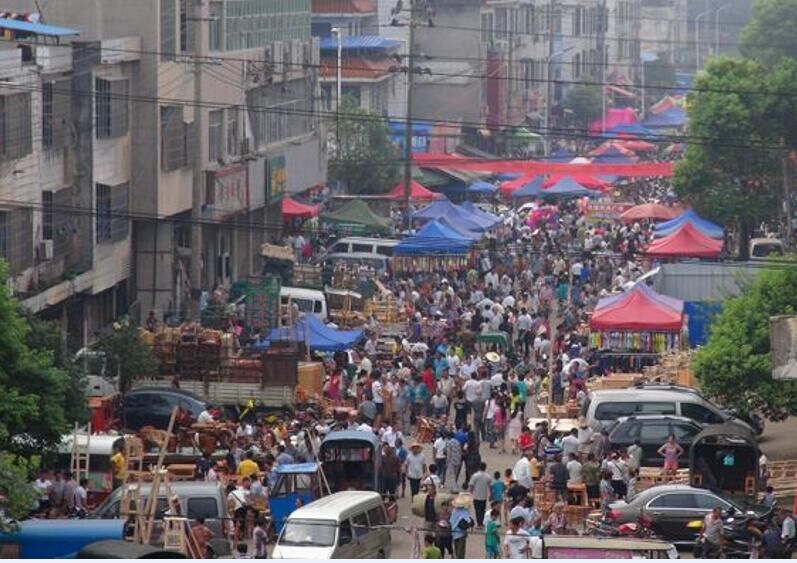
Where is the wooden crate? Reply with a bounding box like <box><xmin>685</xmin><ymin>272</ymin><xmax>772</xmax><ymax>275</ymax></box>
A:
<box><xmin>637</xmin><ymin>467</ymin><xmax>690</xmax><ymax>491</ymax></box>
<box><xmin>297</xmin><ymin>361</ymin><xmax>324</xmax><ymax>395</ymax></box>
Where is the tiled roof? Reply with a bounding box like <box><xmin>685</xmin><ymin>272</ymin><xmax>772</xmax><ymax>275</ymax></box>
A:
<box><xmin>312</xmin><ymin>0</ymin><xmax>377</xmax><ymax>14</ymax></box>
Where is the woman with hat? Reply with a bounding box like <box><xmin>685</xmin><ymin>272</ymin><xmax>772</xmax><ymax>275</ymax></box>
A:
<box><xmin>406</xmin><ymin>442</ymin><xmax>427</xmax><ymax>498</ymax></box>
<box><xmin>449</xmin><ymin>493</ymin><xmax>474</xmax><ymax>559</ymax></box>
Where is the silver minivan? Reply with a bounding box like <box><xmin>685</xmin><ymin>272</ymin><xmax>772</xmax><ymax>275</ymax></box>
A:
<box><xmin>272</xmin><ymin>491</ymin><xmax>391</xmax><ymax>559</ymax></box>
<box><xmin>581</xmin><ymin>385</ymin><xmax>755</xmax><ymax>435</ymax></box>
<box><xmin>327</xmin><ymin>237</ymin><xmax>399</xmax><ymax>258</ymax></box>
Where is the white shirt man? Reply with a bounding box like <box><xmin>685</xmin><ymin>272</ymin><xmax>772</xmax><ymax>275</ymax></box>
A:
<box><xmin>433</xmin><ymin>435</ymin><xmax>447</xmax><ymax>461</ymax></box>
<box><xmin>463</xmin><ymin>377</ymin><xmax>481</xmax><ymax>403</ymax></box>
<box><xmin>503</xmin><ymin>525</ymin><xmax>531</xmax><ymax>559</ymax></box>
<box><xmin>372</xmin><ymin>379</ymin><xmax>384</xmax><ymax>406</ymax></box>
<box><xmin>197</xmin><ymin>409</ymin><xmax>215</xmax><ymax>425</ymax></box>
<box><xmin>513</xmin><ymin>455</ymin><xmax>532</xmax><ymax>489</ymax></box>
<box><xmin>566</xmin><ymin>457</ymin><xmax>583</xmax><ymax>484</ymax></box>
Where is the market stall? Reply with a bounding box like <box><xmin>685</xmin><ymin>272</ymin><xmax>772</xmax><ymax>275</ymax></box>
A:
<box><xmin>653</xmin><ymin>209</ymin><xmax>724</xmax><ymax>239</ymax></box>
<box><xmin>645</xmin><ymin>223</ymin><xmax>724</xmax><ymax>259</ymax></box>
<box><xmin>393</xmin><ymin>218</ymin><xmax>476</xmax><ymax>273</ymax></box>
<box><xmin>386</xmin><ymin>179</ymin><xmax>443</xmax><ymax>201</ymax></box>
<box><xmin>589</xmin><ymin>283</ymin><xmax>685</xmax><ymax>372</ymax></box>
<box><xmin>320</xmin><ymin>200</ymin><xmax>392</xmax><ymax>235</ymax></box>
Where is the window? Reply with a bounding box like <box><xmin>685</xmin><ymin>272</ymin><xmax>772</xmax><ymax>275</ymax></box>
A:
<box><xmin>42</xmin><ymin>81</ymin><xmax>53</xmax><ymax>147</ymax></box>
<box><xmin>42</xmin><ymin>191</ymin><xmax>53</xmax><ymax>240</ymax></box>
<box><xmin>639</xmin><ymin>423</ymin><xmax>670</xmax><ymax>443</ymax></box>
<box><xmin>595</xmin><ymin>402</ymin><xmax>637</xmax><ymax>420</ymax></box>
<box><xmin>481</xmin><ymin>13</ymin><xmax>493</xmax><ymax>44</ymax></box>
<box><xmin>352</xmin><ymin>244</ymin><xmax>372</xmax><ymax>253</ymax></box>
<box><xmin>161</xmin><ymin>0</ymin><xmax>176</xmax><ymax>60</ymax></box>
<box><xmin>495</xmin><ymin>8</ymin><xmax>508</xmax><ymax>39</ymax></box>
<box><xmin>208</xmin><ymin>109</ymin><xmax>223</xmax><ymax>162</ymax></box>
<box><xmin>0</xmin><ymin>207</ymin><xmax>34</xmax><ymax>274</ymax></box>
<box><xmin>226</xmin><ymin>108</ymin><xmax>239</xmax><ymax>157</ymax></box>
<box><xmin>671</xmin><ymin>422</ymin><xmax>700</xmax><ymax>442</ymax></box>
<box><xmin>610</xmin><ymin>421</ymin><xmax>638</xmax><ymax>441</ymax></box>
<box><xmin>187</xmin><ymin>497</ymin><xmax>218</xmax><ymax>519</ymax></box>
<box><xmin>367</xmin><ymin>506</ymin><xmax>386</xmax><ymax>526</ymax></box>
<box><xmin>209</xmin><ymin>2</ymin><xmax>223</xmax><ymax>51</ymax></box>
<box><xmin>637</xmin><ymin>402</ymin><xmax>676</xmax><ymax>415</ymax></box>
<box><xmin>161</xmin><ymin>106</ymin><xmax>189</xmax><ymax>171</ymax></box>
<box><xmin>648</xmin><ymin>493</ymin><xmax>697</xmax><ymax>509</ymax></box>
<box><xmin>376</xmin><ymin>245</ymin><xmax>393</xmax><ymax>257</ymax></box>
<box><xmin>96</xmin><ymin>78</ymin><xmax>129</xmax><ymax>139</ymax></box>
<box><xmin>179</xmin><ymin>0</ymin><xmax>194</xmax><ymax>53</ymax></box>
<box><xmin>43</xmin><ymin>77</ymin><xmax>73</xmax><ymax>149</ymax></box>
<box><xmin>573</xmin><ymin>7</ymin><xmax>583</xmax><ymax>35</ymax></box>
<box><xmin>693</xmin><ymin>494</ymin><xmax>731</xmax><ymax>511</ymax></box>
<box><xmin>0</xmin><ymin>93</ymin><xmax>32</xmax><ymax>159</ymax></box>
<box><xmin>351</xmin><ymin>513</ymin><xmax>368</xmax><ymax>539</ymax></box>
<box><xmin>96</xmin><ymin>184</ymin><xmax>111</xmax><ymax>243</ymax></box>
<box><xmin>681</xmin><ymin>403</ymin><xmax>724</xmax><ymax>424</ymax></box>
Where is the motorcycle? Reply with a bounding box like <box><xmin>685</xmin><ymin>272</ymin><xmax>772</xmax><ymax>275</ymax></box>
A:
<box><xmin>586</xmin><ymin>514</ymin><xmax>656</xmax><ymax>539</ymax></box>
<box><xmin>691</xmin><ymin>513</ymin><xmax>768</xmax><ymax>559</ymax></box>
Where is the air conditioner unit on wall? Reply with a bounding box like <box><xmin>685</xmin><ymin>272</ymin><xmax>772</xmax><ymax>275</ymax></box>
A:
<box><xmin>38</xmin><ymin>240</ymin><xmax>53</xmax><ymax>261</ymax></box>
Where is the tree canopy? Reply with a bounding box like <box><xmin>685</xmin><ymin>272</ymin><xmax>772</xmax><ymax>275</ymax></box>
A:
<box><xmin>328</xmin><ymin>96</ymin><xmax>399</xmax><ymax>196</ymax></box>
<box><xmin>693</xmin><ymin>268</ymin><xmax>797</xmax><ymax>421</ymax></box>
<box><xmin>741</xmin><ymin>0</ymin><xmax>797</xmax><ymax>66</ymax></box>
<box><xmin>0</xmin><ymin>262</ymin><xmax>85</xmax><ymax>456</ymax></box>
<box><xmin>673</xmin><ymin>58</ymin><xmax>788</xmax><ymax>253</ymax></box>
<box><xmin>93</xmin><ymin>319</ymin><xmax>156</xmax><ymax>395</ymax></box>
<box><xmin>562</xmin><ymin>84</ymin><xmax>603</xmax><ymax>130</ymax></box>
<box><xmin>0</xmin><ymin>452</ymin><xmax>38</xmax><ymax>531</ymax></box>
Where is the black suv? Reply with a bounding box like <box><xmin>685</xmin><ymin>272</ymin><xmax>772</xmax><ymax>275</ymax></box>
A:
<box><xmin>607</xmin><ymin>415</ymin><xmax>704</xmax><ymax>467</ymax></box>
<box><xmin>122</xmin><ymin>387</ymin><xmax>207</xmax><ymax>432</ymax></box>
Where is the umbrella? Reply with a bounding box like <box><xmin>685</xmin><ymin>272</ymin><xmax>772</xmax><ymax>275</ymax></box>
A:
<box><xmin>620</xmin><ymin>203</ymin><xmax>680</xmax><ymax>223</ymax></box>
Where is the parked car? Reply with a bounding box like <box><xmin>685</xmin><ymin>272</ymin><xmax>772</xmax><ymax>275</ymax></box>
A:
<box><xmin>606</xmin><ymin>484</ymin><xmax>769</xmax><ymax>544</ymax></box>
<box><xmin>581</xmin><ymin>385</ymin><xmax>756</xmax><ymax>435</ymax></box>
<box><xmin>607</xmin><ymin>415</ymin><xmax>704</xmax><ymax>467</ymax></box>
<box><xmin>325</xmin><ymin>236</ymin><xmax>399</xmax><ymax>258</ymax></box>
<box><xmin>121</xmin><ymin>387</ymin><xmax>207</xmax><ymax>432</ymax></box>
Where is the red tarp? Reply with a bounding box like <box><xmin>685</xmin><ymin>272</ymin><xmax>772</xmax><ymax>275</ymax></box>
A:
<box><xmin>589</xmin><ymin>107</ymin><xmax>638</xmax><ymax>134</ymax></box>
<box><xmin>282</xmin><ymin>197</ymin><xmax>319</xmax><ymax>219</ymax></box>
<box><xmin>588</xmin><ymin>141</ymin><xmax>638</xmax><ymax>157</ymax></box>
<box><xmin>645</xmin><ymin>222</ymin><xmax>724</xmax><ymax>258</ymax></box>
<box><xmin>386</xmin><ymin>179</ymin><xmax>443</xmax><ymax>201</ymax></box>
<box><xmin>618</xmin><ymin>140</ymin><xmax>656</xmax><ymax>153</ymax></box>
<box><xmin>620</xmin><ymin>203</ymin><xmax>681</xmax><ymax>223</ymax></box>
<box><xmin>499</xmin><ymin>174</ymin><xmax>538</xmax><ymax>196</ymax></box>
<box><xmin>590</xmin><ymin>285</ymin><xmax>684</xmax><ymax>332</ymax></box>
<box><xmin>412</xmin><ymin>153</ymin><xmax>673</xmax><ymax>177</ymax></box>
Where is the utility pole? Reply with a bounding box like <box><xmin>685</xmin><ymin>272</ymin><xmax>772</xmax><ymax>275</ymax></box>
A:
<box><xmin>402</xmin><ymin>0</ymin><xmax>416</xmax><ymax>230</ymax></box>
<box><xmin>544</xmin><ymin>0</ymin><xmax>556</xmax><ymax>156</ymax></box>
<box><xmin>190</xmin><ymin>0</ymin><xmax>205</xmax><ymax>321</ymax></box>
<box><xmin>598</xmin><ymin>0</ymin><xmax>607</xmax><ymax>134</ymax></box>
<box><xmin>783</xmin><ymin>139</ymin><xmax>793</xmax><ymax>249</ymax></box>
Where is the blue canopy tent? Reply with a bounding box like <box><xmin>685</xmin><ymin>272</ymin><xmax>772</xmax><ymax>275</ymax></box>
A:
<box><xmin>467</xmin><ymin>180</ymin><xmax>498</xmax><ymax>195</ymax></box>
<box><xmin>653</xmin><ymin>209</ymin><xmax>724</xmax><ymax>239</ymax></box>
<box><xmin>255</xmin><ymin>314</ymin><xmax>364</xmax><ymax>352</ymax></box>
<box><xmin>591</xmin><ymin>147</ymin><xmax>637</xmax><ymax>165</ymax></box>
<box><xmin>412</xmin><ymin>199</ymin><xmax>494</xmax><ymax>231</ymax></box>
<box><xmin>642</xmin><ymin>107</ymin><xmax>687</xmax><ymax>129</ymax></box>
<box><xmin>436</xmin><ymin>215</ymin><xmax>482</xmax><ymax>240</ymax></box>
<box><xmin>395</xmin><ymin>219</ymin><xmax>475</xmax><ymax>255</ymax></box>
<box><xmin>541</xmin><ymin>176</ymin><xmax>598</xmax><ymax>199</ymax></box>
<box><xmin>546</xmin><ymin>148</ymin><xmax>574</xmax><ymax>163</ymax></box>
<box><xmin>510</xmin><ymin>175</ymin><xmax>545</xmax><ymax>198</ymax></box>
<box><xmin>460</xmin><ymin>201</ymin><xmax>501</xmax><ymax>226</ymax></box>
<box><xmin>602</xmin><ymin>122</ymin><xmax>658</xmax><ymax>139</ymax></box>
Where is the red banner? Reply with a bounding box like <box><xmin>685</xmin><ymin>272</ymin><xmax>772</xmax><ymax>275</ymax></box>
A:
<box><xmin>412</xmin><ymin>153</ymin><xmax>674</xmax><ymax>177</ymax></box>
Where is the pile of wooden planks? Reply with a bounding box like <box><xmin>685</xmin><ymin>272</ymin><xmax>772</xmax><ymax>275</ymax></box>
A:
<box><xmin>636</xmin><ymin>466</ymin><xmax>690</xmax><ymax>491</ymax></box>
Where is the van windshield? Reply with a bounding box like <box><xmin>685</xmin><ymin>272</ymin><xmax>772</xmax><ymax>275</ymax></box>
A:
<box><xmin>280</xmin><ymin>519</ymin><xmax>336</xmax><ymax>547</ymax></box>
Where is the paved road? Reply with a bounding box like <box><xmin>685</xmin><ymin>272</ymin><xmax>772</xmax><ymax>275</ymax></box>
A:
<box><xmin>388</xmin><ymin>416</ymin><xmax>797</xmax><ymax>558</ymax></box>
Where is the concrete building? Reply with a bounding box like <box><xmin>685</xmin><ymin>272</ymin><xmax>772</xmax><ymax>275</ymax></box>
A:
<box><xmin>3</xmin><ymin>0</ymin><xmax>325</xmax><ymax>339</ymax></box>
<box><xmin>639</xmin><ymin>0</ymin><xmax>687</xmax><ymax>65</ymax></box>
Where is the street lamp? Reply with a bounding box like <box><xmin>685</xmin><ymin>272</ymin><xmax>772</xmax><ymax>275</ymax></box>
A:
<box><xmin>715</xmin><ymin>4</ymin><xmax>732</xmax><ymax>57</ymax></box>
<box><xmin>695</xmin><ymin>9</ymin><xmax>711</xmax><ymax>71</ymax></box>
<box><xmin>543</xmin><ymin>46</ymin><xmax>575</xmax><ymax>156</ymax></box>
<box><xmin>330</xmin><ymin>28</ymin><xmax>343</xmax><ymax>111</ymax></box>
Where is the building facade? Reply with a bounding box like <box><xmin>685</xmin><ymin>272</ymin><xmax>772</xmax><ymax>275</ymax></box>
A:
<box><xmin>1</xmin><ymin>0</ymin><xmax>325</xmax><ymax>344</ymax></box>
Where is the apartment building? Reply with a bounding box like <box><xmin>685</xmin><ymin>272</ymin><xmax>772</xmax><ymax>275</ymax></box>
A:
<box><xmin>2</xmin><ymin>0</ymin><xmax>325</xmax><ymax>335</ymax></box>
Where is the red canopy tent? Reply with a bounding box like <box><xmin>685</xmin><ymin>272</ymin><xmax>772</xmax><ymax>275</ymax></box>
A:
<box><xmin>588</xmin><ymin>141</ymin><xmax>638</xmax><ymax>157</ymax></box>
<box><xmin>386</xmin><ymin>179</ymin><xmax>443</xmax><ymax>201</ymax></box>
<box><xmin>282</xmin><ymin>197</ymin><xmax>319</xmax><ymax>220</ymax></box>
<box><xmin>645</xmin><ymin>222</ymin><xmax>724</xmax><ymax>258</ymax></box>
<box><xmin>499</xmin><ymin>174</ymin><xmax>537</xmax><ymax>197</ymax></box>
<box><xmin>590</xmin><ymin>285</ymin><xmax>684</xmax><ymax>332</ymax></box>
<box><xmin>618</xmin><ymin>139</ymin><xmax>656</xmax><ymax>153</ymax></box>
<box><xmin>620</xmin><ymin>203</ymin><xmax>681</xmax><ymax>223</ymax></box>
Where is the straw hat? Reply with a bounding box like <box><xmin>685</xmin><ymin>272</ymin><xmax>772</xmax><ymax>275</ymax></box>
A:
<box><xmin>451</xmin><ymin>492</ymin><xmax>473</xmax><ymax>508</ymax></box>
<box><xmin>485</xmin><ymin>352</ymin><xmax>500</xmax><ymax>363</ymax></box>
<box><xmin>409</xmin><ymin>442</ymin><xmax>424</xmax><ymax>451</ymax></box>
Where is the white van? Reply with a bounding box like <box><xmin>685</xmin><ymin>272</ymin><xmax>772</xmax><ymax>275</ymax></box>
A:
<box><xmin>327</xmin><ymin>237</ymin><xmax>399</xmax><ymax>258</ymax></box>
<box><xmin>272</xmin><ymin>491</ymin><xmax>391</xmax><ymax>559</ymax></box>
<box><xmin>280</xmin><ymin>286</ymin><xmax>327</xmax><ymax>321</ymax></box>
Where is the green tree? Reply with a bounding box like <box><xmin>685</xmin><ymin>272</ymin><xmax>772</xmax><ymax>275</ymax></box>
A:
<box><xmin>0</xmin><ymin>452</ymin><xmax>38</xmax><ymax>531</ymax></box>
<box><xmin>329</xmin><ymin>96</ymin><xmax>399</xmax><ymax>195</ymax></box>
<box><xmin>693</xmin><ymin>268</ymin><xmax>797</xmax><ymax>420</ymax></box>
<box><xmin>0</xmin><ymin>263</ymin><xmax>84</xmax><ymax>456</ymax></box>
<box><xmin>562</xmin><ymin>84</ymin><xmax>603</xmax><ymax>130</ymax></box>
<box><xmin>741</xmin><ymin>0</ymin><xmax>797</xmax><ymax>66</ymax></box>
<box><xmin>673</xmin><ymin>58</ymin><xmax>782</xmax><ymax>255</ymax></box>
<box><xmin>93</xmin><ymin>319</ymin><xmax>157</xmax><ymax>394</ymax></box>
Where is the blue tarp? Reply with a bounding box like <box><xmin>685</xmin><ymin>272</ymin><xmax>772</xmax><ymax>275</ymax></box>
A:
<box><xmin>654</xmin><ymin>210</ymin><xmax>724</xmax><ymax>239</ymax></box>
<box><xmin>541</xmin><ymin>176</ymin><xmax>597</xmax><ymax>198</ymax></box>
<box><xmin>642</xmin><ymin>107</ymin><xmax>687</xmax><ymax>129</ymax></box>
<box><xmin>602</xmin><ymin>122</ymin><xmax>658</xmax><ymax>139</ymax></box>
<box><xmin>467</xmin><ymin>180</ymin><xmax>497</xmax><ymax>194</ymax></box>
<box><xmin>412</xmin><ymin>200</ymin><xmax>493</xmax><ymax>231</ymax></box>
<box><xmin>319</xmin><ymin>35</ymin><xmax>401</xmax><ymax>51</ymax></box>
<box><xmin>395</xmin><ymin>218</ymin><xmax>475</xmax><ymax>255</ymax></box>
<box><xmin>255</xmin><ymin>315</ymin><xmax>364</xmax><ymax>352</ymax></box>
<box><xmin>684</xmin><ymin>301</ymin><xmax>722</xmax><ymax>347</ymax></box>
<box><xmin>545</xmin><ymin>148</ymin><xmax>574</xmax><ymax>163</ymax></box>
<box><xmin>460</xmin><ymin>201</ymin><xmax>502</xmax><ymax>226</ymax></box>
<box><xmin>511</xmin><ymin>175</ymin><xmax>545</xmax><ymax>198</ymax></box>
<box><xmin>0</xmin><ymin>17</ymin><xmax>79</xmax><ymax>37</ymax></box>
